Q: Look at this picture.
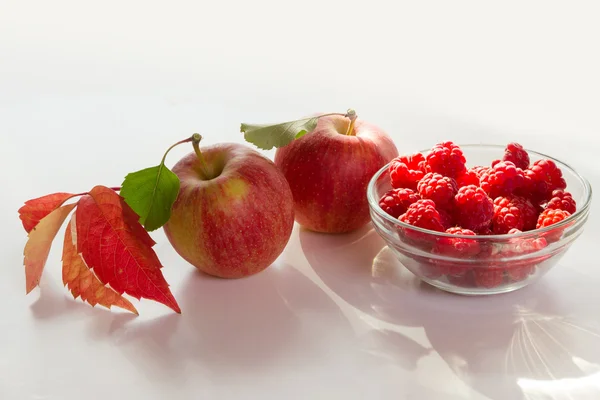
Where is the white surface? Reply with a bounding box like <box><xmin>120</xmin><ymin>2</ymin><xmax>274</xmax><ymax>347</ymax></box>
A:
<box><xmin>1</xmin><ymin>1</ymin><xmax>599</xmax><ymax>399</ymax></box>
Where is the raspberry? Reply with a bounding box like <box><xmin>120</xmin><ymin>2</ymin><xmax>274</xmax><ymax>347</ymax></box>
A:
<box><xmin>454</xmin><ymin>185</ymin><xmax>494</xmax><ymax>232</ymax></box>
<box><xmin>471</xmin><ymin>166</ymin><xmax>491</xmax><ymax>179</ymax></box>
<box><xmin>544</xmin><ymin>189</ymin><xmax>576</xmax><ymax>214</ymax></box>
<box><xmin>478</xmin><ymin>226</ymin><xmax>493</xmax><ymax>235</ymax></box>
<box><xmin>456</xmin><ymin>169</ymin><xmax>480</xmax><ymax>188</ymax></box>
<box><xmin>434</xmin><ymin>227</ymin><xmax>479</xmax><ymax>257</ymax></box>
<box><xmin>389</xmin><ymin>153</ymin><xmax>427</xmax><ymax>190</ymax></box>
<box><xmin>512</xmin><ymin>196</ymin><xmax>540</xmax><ymax>231</ymax></box>
<box><xmin>492</xmin><ymin>196</ymin><xmax>538</xmax><ymax>234</ymax></box>
<box><xmin>492</xmin><ymin>197</ymin><xmax>523</xmax><ymax>234</ymax></box>
<box><xmin>378</xmin><ymin>188</ymin><xmax>420</xmax><ymax>218</ymax></box>
<box><xmin>520</xmin><ymin>159</ymin><xmax>567</xmax><ymax>202</ymax></box>
<box><xmin>480</xmin><ymin>161</ymin><xmax>525</xmax><ymax>199</ymax></box>
<box><xmin>438</xmin><ymin>208</ymin><xmax>454</xmax><ymax>230</ymax></box>
<box><xmin>425</xmin><ymin>141</ymin><xmax>467</xmax><ymax>179</ymax></box>
<box><xmin>502</xmin><ymin>142</ymin><xmax>530</xmax><ymax>170</ymax></box>
<box><xmin>501</xmin><ymin>229</ymin><xmax>548</xmax><ymax>282</ymax></box>
<box><xmin>417</xmin><ymin>172</ymin><xmax>458</xmax><ymax>208</ymax></box>
<box><xmin>447</xmin><ymin>271</ymin><xmax>475</xmax><ymax>288</ymax></box>
<box><xmin>399</xmin><ymin>199</ymin><xmax>446</xmax><ymax>232</ymax></box>
<box><xmin>536</xmin><ymin>208</ymin><xmax>571</xmax><ymax>229</ymax></box>
<box><xmin>473</xmin><ymin>267</ymin><xmax>504</xmax><ymax>288</ymax></box>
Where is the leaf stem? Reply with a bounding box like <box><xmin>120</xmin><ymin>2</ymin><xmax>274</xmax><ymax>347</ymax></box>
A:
<box><xmin>161</xmin><ymin>136</ymin><xmax>195</xmax><ymax>165</ymax></box>
<box><xmin>191</xmin><ymin>133</ymin><xmax>211</xmax><ymax>178</ymax></box>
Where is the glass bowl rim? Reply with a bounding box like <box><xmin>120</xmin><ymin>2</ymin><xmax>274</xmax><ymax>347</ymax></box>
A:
<box><xmin>367</xmin><ymin>143</ymin><xmax>593</xmax><ymax>240</ymax></box>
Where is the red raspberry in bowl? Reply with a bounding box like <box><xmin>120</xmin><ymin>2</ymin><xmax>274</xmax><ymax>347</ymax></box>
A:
<box><xmin>399</xmin><ymin>199</ymin><xmax>446</xmax><ymax>232</ymax></box>
<box><xmin>438</xmin><ymin>208</ymin><xmax>454</xmax><ymax>230</ymax></box>
<box><xmin>480</xmin><ymin>161</ymin><xmax>525</xmax><ymax>199</ymax></box>
<box><xmin>425</xmin><ymin>141</ymin><xmax>467</xmax><ymax>179</ymax></box>
<box><xmin>378</xmin><ymin>188</ymin><xmax>420</xmax><ymax>218</ymax></box>
<box><xmin>454</xmin><ymin>185</ymin><xmax>494</xmax><ymax>232</ymax></box>
<box><xmin>537</xmin><ymin>208</ymin><xmax>572</xmax><ymax>243</ymax></box>
<box><xmin>435</xmin><ymin>227</ymin><xmax>479</xmax><ymax>257</ymax></box>
<box><xmin>543</xmin><ymin>189</ymin><xmax>576</xmax><ymax>214</ymax></box>
<box><xmin>425</xmin><ymin>227</ymin><xmax>478</xmax><ymax>280</ymax></box>
<box><xmin>456</xmin><ymin>169</ymin><xmax>481</xmax><ymax>188</ymax></box>
<box><xmin>492</xmin><ymin>196</ymin><xmax>539</xmax><ymax>233</ymax></box>
<box><xmin>389</xmin><ymin>153</ymin><xmax>427</xmax><ymax>190</ymax></box>
<box><xmin>502</xmin><ymin>142</ymin><xmax>530</xmax><ymax>170</ymax></box>
<box><xmin>471</xmin><ymin>166</ymin><xmax>492</xmax><ymax>179</ymax></box>
<box><xmin>473</xmin><ymin>267</ymin><xmax>505</xmax><ymax>289</ymax></box>
<box><xmin>417</xmin><ymin>172</ymin><xmax>458</xmax><ymax>209</ymax></box>
<box><xmin>501</xmin><ymin>229</ymin><xmax>548</xmax><ymax>282</ymax></box>
<box><xmin>537</xmin><ymin>208</ymin><xmax>571</xmax><ymax>229</ymax></box>
<box><xmin>520</xmin><ymin>159</ymin><xmax>567</xmax><ymax>203</ymax></box>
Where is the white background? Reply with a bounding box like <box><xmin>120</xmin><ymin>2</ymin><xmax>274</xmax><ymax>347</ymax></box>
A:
<box><xmin>1</xmin><ymin>1</ymin><xmax>599</xmax><ymax>399</ymax></box>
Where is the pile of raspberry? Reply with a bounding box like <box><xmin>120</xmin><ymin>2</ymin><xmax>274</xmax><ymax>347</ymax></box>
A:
<box><xmin>379</xmin><ymin>141</ymin><xmax>577</xmax><ymax>288</ymax></box>
<box><xmin>381</xmin><ymin>141</ymin><xmax>575</xmax><ymax>235</ymax></box>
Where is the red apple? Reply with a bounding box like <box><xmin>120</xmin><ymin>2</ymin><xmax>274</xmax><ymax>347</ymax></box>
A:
<box><xmin>163</xmin><ymin>142</ymin><xmax>294</xmax><ymax>278</ymax></box>
<box><xmin>274</xmin><ymin>114</ymin><xmax>399</xmax><ymax>233</ymax></box>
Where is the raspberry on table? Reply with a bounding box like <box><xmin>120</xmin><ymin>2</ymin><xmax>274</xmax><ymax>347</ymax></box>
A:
<box><xmin>454</xmin><ymin>185</ymin><xmax>494</xmax><ymax>232</ymax></box>
<box><xmin>520</xmin><ymin>159</ymin><xmax>567</xmax><ymax>203</ymax></box>
<box><xmin>378</xmin><ymin>188</ymin><xmax>420</xmax><ymax>218</ymax></box>
<box><xmin>425</xmin><ymin>141</ymin><xmax>467</xmax><ymax>179</ymax></box>
<box><xmin>417</xmin><ymin>172</ymin><xmax>458</xmax><ymax>209</ymax></box>
<box><xmin>536</xmin><ymin>208</ymin><xmax>571</xmax><ymax>229</ymax></box>
<box><xmin>456</xmin><ymin>169</ymin><xmax>481</xmax><ymax>188</ymax></box>
<box><xmin>492</xmin><ymin>196</ymin><xmax>539</xmax><ymax>233</ymax></box>
<box><xmin>502</xmin><ymin>142</ymin><xmax>530</xmax><ymax>170</ymax></box>
<box><xmin>480</xmin><ymin>161</ymin><xmax>525</xmax><ymax>199</ymax></box>
<box><xmin>544</xmin><ymin>189</ymin><xmax>576</xmax><ymax>214</ymax></box>
<box><xmin>399</xmin><ymin>199</ymin><xmax>446</xmax><ymax>232</ymax></box>
<box><xmin>389</xmin><ymin>153</ymin><xmax>428</xmax><ymax>190</ymax></box>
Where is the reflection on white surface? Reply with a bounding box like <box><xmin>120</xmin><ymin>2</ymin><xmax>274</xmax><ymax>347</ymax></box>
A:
<box><xmin>301</xmin><ymin>224</ymin><xmax>600</xmax><ymax>400</ymax></box>
<box><xmin>511</xmin><ymin>308</ymin><xmax>600</xmax><ymax>400</ymax></box>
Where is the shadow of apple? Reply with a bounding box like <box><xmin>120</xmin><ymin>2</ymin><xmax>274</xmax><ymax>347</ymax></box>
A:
<box><xmin>301</xmin><ymin>224</ymin><xmax>600</xmax><ymax>400</ymax></box>
<box><xmin>85</xmin><ymin>262</ymin><xmax>363</xmax><ymax>386</ymax></box>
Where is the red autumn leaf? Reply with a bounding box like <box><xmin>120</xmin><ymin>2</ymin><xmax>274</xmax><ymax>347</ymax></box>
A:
<box><xmin>18</xmin><ymin>192</ymin><xmax>77</xmax><ymax>233</ymax></box>
<box><xmin>75</xmin><ymin>185</ymin><xmax>181</xmax><ymax>313</ymax></box>
<box><xmin>62</xmin><ymin>216</ymin><xmax>138</xmax><ymax>315</ymax></box>
<box><xmin>23</xmin><ymin>202</ymin><xmax>77</xmax><ymax>293</ymax></box>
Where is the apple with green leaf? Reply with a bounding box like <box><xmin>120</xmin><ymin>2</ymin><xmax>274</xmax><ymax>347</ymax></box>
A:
<box><xmin>163</xmin><ymin>141</ymin><xmax>295</xmax><ymax>278</ymax></box>
<box><xmin>17</xmin><ymin>134</ymin><xmax>295</xmax><ymax>316</ymax></box>
<box><xmin>241</xmin><ymin>110</ymin><xmax>399</xmax><ymax>233</ymax></box>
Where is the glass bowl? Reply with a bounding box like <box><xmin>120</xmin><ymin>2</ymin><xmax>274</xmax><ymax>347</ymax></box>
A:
<box><xmin>367</xmin><ymin>144</ymin><xmax>593</xmax><ymax>295</ymax></box>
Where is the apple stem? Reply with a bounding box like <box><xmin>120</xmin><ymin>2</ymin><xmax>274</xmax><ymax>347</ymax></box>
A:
<box><xmin>344</xmin><ymin>109</ymin><xmax>357</xmax><ymax>136</ymax></box>
<box><xmin>192</xmin><ymin>133</ymin><xmax>211</xmax><ymax>178</ymax></box>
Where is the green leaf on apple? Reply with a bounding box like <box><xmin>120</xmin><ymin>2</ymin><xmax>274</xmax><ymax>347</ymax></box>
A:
<box><xmin>120</xmin><ymin>162</ymin><xmax>180</xmax><ymax>231</ymax></box>
<box><xmin>240</xmin><ymin>117</ymin><xmax>318</xmax><ymax>150</ymax></box>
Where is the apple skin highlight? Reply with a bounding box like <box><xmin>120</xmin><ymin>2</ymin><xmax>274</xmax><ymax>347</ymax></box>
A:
<box><xmin>274</xmin><ymin>114</ymin><xmax>399</xmax><ymax>233</ymax></box>
<box><xmin>163</xmin><ymin>142</ymin><xmax>295</xmax><ymax>278</ymax></box>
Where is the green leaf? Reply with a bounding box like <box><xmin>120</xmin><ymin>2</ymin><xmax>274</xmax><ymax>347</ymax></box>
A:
<box><xmin>240</xmin><ymin>117</ymin><xmax>318</xmax><ymax>150</ymax></box>
<box><xmin>120</xmin><ymin>163</ymin><xmax>180</xmax><ymax>232</ymax></box>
